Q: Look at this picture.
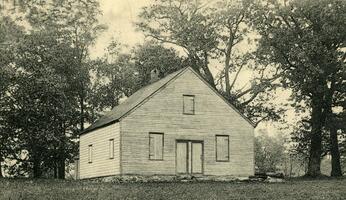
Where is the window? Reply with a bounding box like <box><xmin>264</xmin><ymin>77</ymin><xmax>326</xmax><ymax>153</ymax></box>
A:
<box><xmin>149</xmin><ymin>132</ymin><xmax>164</xmax><ymax>160</ymax></box>
<box><xmin>88</xmin><ymin>144</ymin><xmax>93</xmax><ymax>163</ymax></box>
<box><xmin>216</xmin><ymin>135</ymin><xmax>229</xmax><ymax>161</ymax></box>
<box><xmin>109</xmin><ymin>139</ymin><xmax>114</xmax><ymax>159</ymax></box>
<box><xmin>183</xmin><ymin>95</ymin><xmax>195</xmax><ymax>114</ymax></box>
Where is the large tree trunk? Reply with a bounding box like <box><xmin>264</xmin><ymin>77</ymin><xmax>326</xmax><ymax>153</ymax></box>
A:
<box><xmin>57</xmin><ymin>158</ymin><xmax>65</xmax><ymax>179</ymax></box>
<box><xmin>33</xmin><ymin>158</ymin><xmax>41</xmax><ymax>178</ymax></box>
<box><xmin>325</xmin><ymin>75</ymin><xmax>342</xmax><ymax>177</ymax></box>
<box><xmin>58</xmin><ymin>126</ymin><xmax>66</xmax><ymax>179</ymax></box>
<box><xmin>329</xmin><ymin>119</ymin><xmax>342</xmax><ymax>177</ymax></box>
<box><xmin>189</xmin><ymin>52</ymin><xmax>215</xmax><ymax>88</ymax></box>
<box><xmin>306</xmin><ymin>94</ymin><xmax>324</xmax><ymax>177</ymax></box>
<box><xmin>53</xmin><ymin>164</ymin><xmax>58</xmax><ymax>179</ymax></box>
<box><xmin>224</xmin><ymin>34</ymin><xmax>234</xmax><ymax>97</ymax></box>
<box><xmin>80</xmin><ymin>95</ymin><xmax>84</xmax><ymax>131</ymax></box>
<box><xmin>188</xmin><ymin>54</ymin><xmax>199</xmax><ymax>72</ymax></box>
<box><xmin>289</xmin><ymin>156</ymin><xmax>293</xmax><ymax>177</ymax></box>
<box><xmin>0</xmin><ymin>156</ymin><xmax>3</xmax><ymax>178</ymax></box>
<box><xmin>224</xmin><ymin>55</ymin><xmax>231</xmax><ymax>97</ymax></box>
<box><xmin>202</xmin><ymin>51</ymin><xmax>216</xmax><ymax>88</ymax></box>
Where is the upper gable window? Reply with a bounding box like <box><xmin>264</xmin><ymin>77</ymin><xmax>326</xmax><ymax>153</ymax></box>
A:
<box><xmin>183</xmin><ymin>95</ymin><xmax>195</xmax><ymax>115</ymax></box>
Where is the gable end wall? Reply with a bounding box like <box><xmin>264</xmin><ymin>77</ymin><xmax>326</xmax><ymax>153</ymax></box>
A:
<box><xmin>120</xmin><ymin>69</ymin><xmax>254</xmax><ymax>176</ymax></box>
<box><xmin>79</xmin><ymin>122</ymin><xmax>120</xmax><ymax>179</ymax></box>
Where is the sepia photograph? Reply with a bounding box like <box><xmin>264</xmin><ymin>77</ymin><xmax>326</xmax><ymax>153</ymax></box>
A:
<box><xmin>0</xmin><ymin>0</ymin><xmax>345</xmax><ymax>199</ymax></box>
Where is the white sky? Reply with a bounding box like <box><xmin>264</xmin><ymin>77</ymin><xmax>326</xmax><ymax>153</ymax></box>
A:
<box><xmin>90</xmin><ymin>0</ymin><xmax>150</xmax><ymax>58</ymax></box>
<box><xmin>91</xmin><ymin>0</ymin><xmax>297</xmax><ymax>137</ymax></box>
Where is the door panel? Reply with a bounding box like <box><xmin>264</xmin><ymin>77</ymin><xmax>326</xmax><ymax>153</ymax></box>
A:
<box><xmin>191</xmin><ymin>142</ymin><xmax>203</xmax><ymax>174</ymax></box>
<box><xmin>176</xmin><ymin>142</ymin><xmax>188</xmax><ymax>173</ymax></box>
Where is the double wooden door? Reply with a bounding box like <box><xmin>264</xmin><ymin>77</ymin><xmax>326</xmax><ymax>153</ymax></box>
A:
<box><xmin>176</xmin><ymin>140</ymin><xmax>203</xmax><ymax>174</ymax></box>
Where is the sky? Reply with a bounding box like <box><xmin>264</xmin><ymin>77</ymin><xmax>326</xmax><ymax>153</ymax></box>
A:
<box><xmin>90</xmin><ymin>0</ymin><xmax>151</xmax><ymax>58</ymax></box>
<box><xmin>91</xmin><ymin>0</ymin><xmax>297</xmax><ymax>137</ymax></box>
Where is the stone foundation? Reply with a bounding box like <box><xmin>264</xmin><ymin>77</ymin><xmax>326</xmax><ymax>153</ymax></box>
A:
<box><xmin>87</xmin><ymin>175</ymin><xmax>254</xmax><ymax>183</ymax></box>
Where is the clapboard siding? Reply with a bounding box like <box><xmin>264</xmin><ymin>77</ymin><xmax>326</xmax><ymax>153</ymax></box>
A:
<box><xmin>79</xmin><ymin>123</ymin><xmax>120</xmax><ymax>179</ymax></box>
<box><xmin>121</xmin><ymin>69</ymin><xmax>254</xmax><ymax>176</ymax></box>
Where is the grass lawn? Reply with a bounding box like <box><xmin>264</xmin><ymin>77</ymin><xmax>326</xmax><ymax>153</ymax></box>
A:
<box><xmin>0</xmin><ymin>178</ymin><xmax>345</xmax><ymax>200</ymax></box>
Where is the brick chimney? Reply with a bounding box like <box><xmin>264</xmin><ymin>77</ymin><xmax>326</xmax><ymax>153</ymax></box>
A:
<box><xmin>150</xmin><ymin>68</ymin><xmax>160</xmax><ymax>83</ymax></box>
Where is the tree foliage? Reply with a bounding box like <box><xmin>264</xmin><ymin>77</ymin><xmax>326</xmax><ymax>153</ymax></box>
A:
<box><xmin>89</xmin><ymin>41</ymin><xmax>185</xmax><ymax>116</ymax></box>
<box><xmin>253</xmin><ymin>0</ymin><xmax>346</xmax><ymax>177</ymax></box>
<box><xmin>0</xmin><ymin>16</ymin><xmax>25</xmax><ymax>178</ymax></box>
<box><xmin>137</xmin><ymin>0</ymin><xmax>284</xmax><ymax>126</ymax></box>
<box><xmin>255</xmin><ymin>132</ymin><xmax>286</xmax><ymax>173</ymax></box>
<box><xmin>1</xmin><ymin>0</ymin><xmax>344</xmax><ymax>179</ymax></box>
<box><xmin>0</xmin><ymin>0</ymin><xmax>105</xmax><ymax>178</ymax></box>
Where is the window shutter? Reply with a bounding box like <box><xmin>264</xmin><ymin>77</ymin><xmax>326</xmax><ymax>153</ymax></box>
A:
<box><xmin>183</xmin><ymin>95</ymin><xmax>195</xmax><ymax>114</ymax></box>
<box><xmin>188</xmin><ymin>97</ymin><xmax>194</xmax><ymax>113</ymax></box>
<box><xmin>216</xmin><ymin>135</ymin><xmax>229</xmax><ymax>161</ymax></box>
<box><xmin>149</xmin><ymin>135</ymin><xmax>155</xmax><ymax>159</ymax></box>
<box><xmin>88</xmin><ymin>145</ymin><xmax>93</xmax><ymax>163</ymax></box>
<box><xmin>155</xmin><ymin>134</ymin><xmax>163</xmax><ymax>159</ymax></box>
<box><xmin>109</xmin><ymin>139</ymin><xmax>114</xmax><ymax>159</ymax></box>
<box><xmin>149</xmin><ymin>133</ymin><xmax>164</xmax><ymax>160</ymax></box>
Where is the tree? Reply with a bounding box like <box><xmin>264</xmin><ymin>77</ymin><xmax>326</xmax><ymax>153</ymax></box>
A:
<box><xmin>90</xmin><ymin>53</ymin><xmax>136</xmax><ymax>114</ymax></box>
<box><xmin>10</xmin><ymin>0</ymin><xmax>106</xmax><ymax>133</ymax></box>
<box><xmin>28</xmin><ymin>0</ymin><xmax>105</xmax><ymax>178</ymax></box>
<box><xmin>137</xmin><ymin>0</ymin><xmax>218</xmax><ymax>86</ymax></box>
<box><xmin>328</xmin><ymin>76</ymin><xmax>345</xmax><ymax>176</ymax></box>
<box><xmin>290</xmin><ymin>118</ymin><xmax>330</xmax><ymax>161</ymax></box>
<box><xmin>290</xmin><ymin>109</ymin><xmax>346</xmax><ymax>176</ymax></box>
<box><xmin>137</xmin><ymin>0</ymin><xmax>284</xmax><ymax>125</ymax></box>
<box><xmin>339</xmin><ymin>109</ymin><xmax>346</xmax><ymax>174</ymax></box>
<box><xmin>132</xmin><ymin>41</ymin><xmax>185</xmax><ymax>86</ymax></box>
<box><xmin>0</xmin><ymin>15</ymin><xmax>24</xmax><ymax>178</ymax></box>
<box><xmin>255</xmin><ymin>132</ymin><xmax>286</xmax><ymax>173</ymax></box>
<box><xmin>89</xmin><ymin>41</ymin><xmax>185</xmax><ymax>116</ymax></box>
<box><xmin>253</xmin><ymin>0</ymin><xmax>346</xmax><ymax>177</ymax></box>
<box><xmin>3</xmin><ymin>29</ymin><xmax>82</xmax><ymax>178</ymax></box>
<box><xmin>1</xmin><ymin>0</ymin><xmax>105</xmax><ymax>178</ymax></box>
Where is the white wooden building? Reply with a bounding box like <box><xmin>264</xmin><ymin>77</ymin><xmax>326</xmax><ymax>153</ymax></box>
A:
<box><xmin>78</xmin><ymin>67</ymin><xmax>254</xmax><ymax>179</ymax></box>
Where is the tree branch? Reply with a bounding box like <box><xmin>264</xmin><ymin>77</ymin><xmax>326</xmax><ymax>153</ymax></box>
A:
<box><xmin>145</xmin><ymin>34</ymin><xmax>188</xmax><ymax>50</ymax></box>
<box><xmin>236</xmin><ymin>72</ymin><xmax>281</xmax><ymax>100</ymax></box>
<box><xmin>229</xmin><ymin>62</ymin><xmax>245</xmax><ymax>91</ymax></box>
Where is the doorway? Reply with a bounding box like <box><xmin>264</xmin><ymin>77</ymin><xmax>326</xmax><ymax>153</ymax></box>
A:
<box><xmin>176</xmin><ymin>140</ymin><xmax>203</xmax><ymax>174</ymax></box>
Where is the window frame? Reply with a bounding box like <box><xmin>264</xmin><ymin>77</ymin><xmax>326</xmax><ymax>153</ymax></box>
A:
<box><xmin>215</xmin><ymin>135</ymin><xmax>230</xmax><ymax>162</ymax></box>
<box><xmin>148</xmin><ymin>132</ymin><xmax>164</xmax><ymax>161</ymax></box>
<box><xmin>183</xmin><ymin>94</ymin><xmax>195</xmax><ymax>115</ymax></box>
<box><xmin>109</xmin><ymin>139</ymin><xmax>114</xmax><ymax>159</ymax></box>
<box><xmin>88</xmin><ymin>144</ymin><xmax>93</xmax><ymax>163</ymax></box>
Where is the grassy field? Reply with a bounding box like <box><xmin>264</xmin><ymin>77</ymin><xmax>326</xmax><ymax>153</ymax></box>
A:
<box><xmin>0</xmin><ymin>178</ymin><xmax>345</xmax><ymax>200</ymax></box>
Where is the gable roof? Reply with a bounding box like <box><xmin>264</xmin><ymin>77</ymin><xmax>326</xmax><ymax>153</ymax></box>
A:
<box><xmin>80</xmin><ymin>68</ymin><xmax>187</xmax><ymax>135</ymax></box>
<box><xmin>80</xmin><ymin>67</ymin><xmax>254</xmax><ymax>135</ymax></box>
<box><xmin>187</xmin><ymin>68</ymin><xmax>255</xmax><ymax>127</ymax></box>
